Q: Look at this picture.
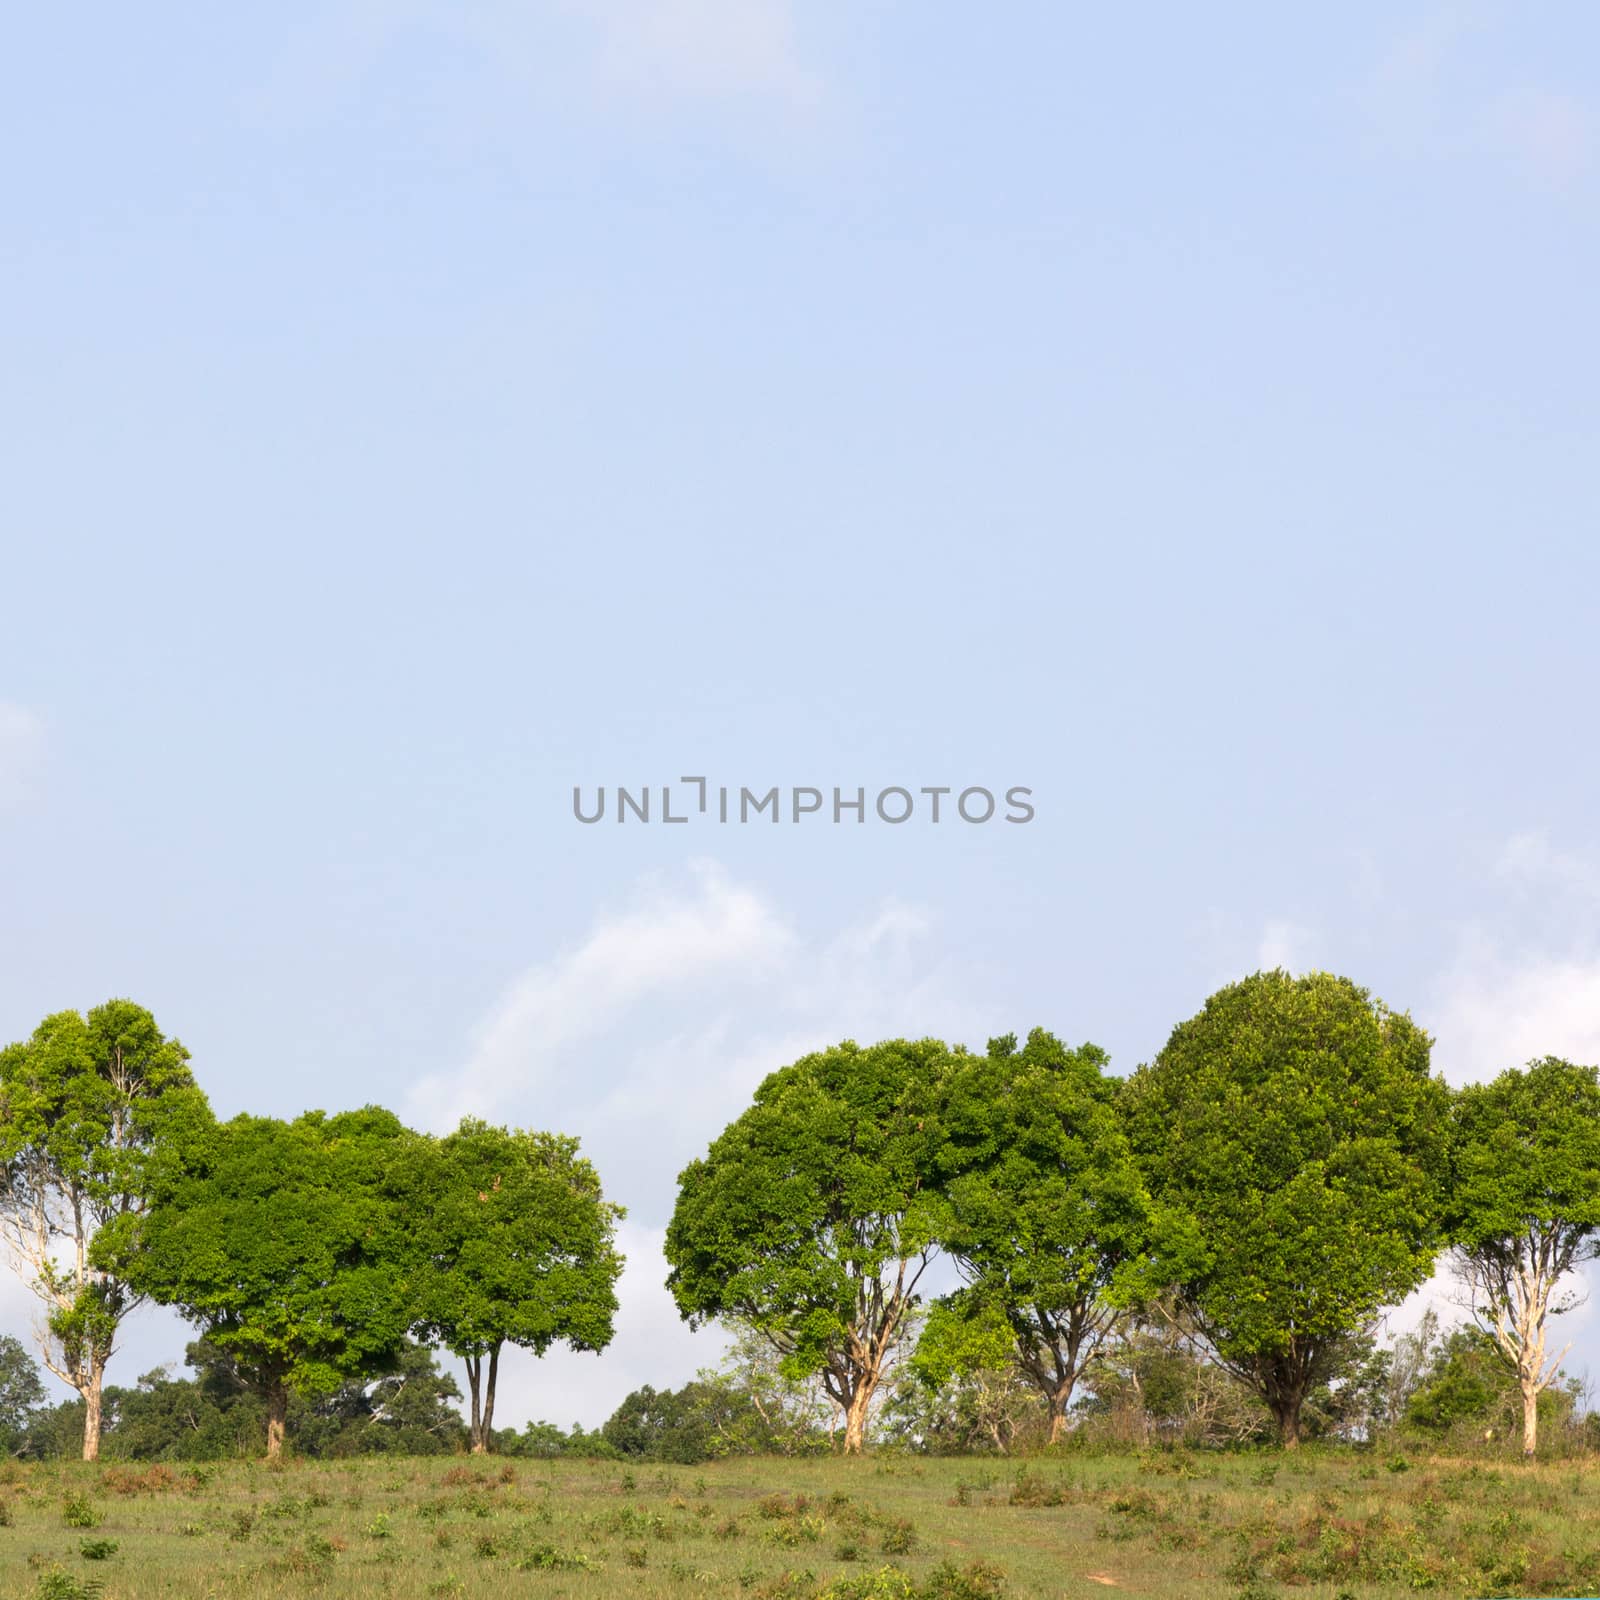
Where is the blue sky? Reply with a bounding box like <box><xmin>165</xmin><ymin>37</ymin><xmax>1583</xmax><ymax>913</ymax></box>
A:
<box><xmin>3</xmin><ymin>2</ymin><xmax>1599</xmax><ymax>1429</ymax></box>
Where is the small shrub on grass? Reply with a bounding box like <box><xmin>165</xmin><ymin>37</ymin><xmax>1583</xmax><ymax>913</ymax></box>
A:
<box><xmin>920</xmin><ymin>1559</ymin><xmax>1008</xmax><ymax>1599</ymax></box>
<box><xmin>514</xmin><ymin>1541</ymin><xmax>599</xmax><ymax>1572</ymax></box>
<box><xmin>756</xmin><ymin>1573</ymin><xmax>821</xmax><ymax>1600</ymax></box>
<box><xmin>880</xmin><ymin>1516</ymin><xmax>917</xmax><ymax>1555</ymax></box>
<box><xmin>101</xmin><ymin>1464</ymin><xmax>177</xmax><ymax>1495</ymax></box>
<box><xmin>272</xmin><ymin>1536</ymin><xmax>337</xmax><ymax>1578</ymax></box>
<box><xmin>61</xmin><ymin>1494</ymin><xmax>99</xmax><ymax>1529</ymax></box>
<box><xmin>77</xmin><ymin>1540</ymin><xmax>117</xmax><ymax>1561</ymax></box>
<box><xmin>1008</xmin><ymin>1467</ymin><xmax>1069</xmax><ymax>1507</ymax></box>
<box><xmin>36</xmin><ymin>1572</ymin><xmax>103</xmax><ymax>1600</ymax></box>
<box><xmin>815</xmin><ymin>1568</ymin><xmax>914</xmax><ymax>1600</ymax></box>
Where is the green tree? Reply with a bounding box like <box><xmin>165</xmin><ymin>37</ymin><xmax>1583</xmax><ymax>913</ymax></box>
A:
<box><xmin>1123</xmin><ymin>970</ymin><xmax>1451</xmax><ymax>1446</ymax></box>
<box><xmin>288</xmin><ymin>1338</ymin><xmax>469</xmax><ymax>1457</ymax></box>
<box><xmin>1404</xmin><ymin>1324</ymin><xmax>1505</xmax><ymax>1435</ymax></box>
<box><xmin>0</xmin><ymin>999</ymin><xmax>205</xmax><ymax>1459</ymax></box>
<box><xmin>665</xmin><ymin>1037</ymin><xmax>954</xmax><ymax>1453</ymax></box>
<box><xmin>893</xmin><ymin>1301</ymin><xmax>1037</xmax><ymax>1453</ymax></box>
<box><xmin>1446</xmin><ymin>1056</ymin><xmax>1600</xmax><ymax>1457</ymax></box>
<box><xmin>936</xmin><ymin>1028</ymin><xmax>1154</xmax><ymax>1443</ymax></box>
<box><xmin>108</xmin><ymin>1106</ymin><xmax>418</xmax><ymax>1459</ymax></box>
<box><xmin>599</xmin><ymin>1380</ymin><xmax>750</xmax><ymax>1463</ymax></box>
<box><xmin>0</xmin><ymin>1332</ymin><xmax>46</xmax><ymax>1457</ymax></box>
<box><xmin>406</xmin><ymin>1119</ymin><xmax>623</xmax><ymax>1452</ymax></box>
<box><xmin>1074</xmin><ymin>1315</ymin><xmax>1273</xmax><ymax>1447</ymax></box>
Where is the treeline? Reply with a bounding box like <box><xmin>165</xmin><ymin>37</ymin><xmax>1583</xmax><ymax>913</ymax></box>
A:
<box><xmin>659</xmin><ymin>970</ymin><xmax>1600</xmax><ymax>1460</ymax></box>
<box><xmin>0</xmin><ymin>1002</ymin><xmax>623</xmax><ymax>1462</ymax></box>
<box><xmin>8</xmin><ymin>1310</ymin><xmax>1589</xmax><ymax>1467</ymax></box>
<box><xmin>3</xmin><ymin>972</ymin><xmax>1598</xmax><ymax>1465</ymax></box>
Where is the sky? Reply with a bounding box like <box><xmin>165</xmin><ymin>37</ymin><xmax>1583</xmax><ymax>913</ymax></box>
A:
<box><xmin>2</xmin><ymin>2</ymin><xmax>1599</xmax><ymax>1432</ymax></box>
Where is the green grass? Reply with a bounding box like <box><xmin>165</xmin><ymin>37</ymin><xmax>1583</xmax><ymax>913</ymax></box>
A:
<box><xmin>2</xmin><ymin>1450</ymin><xmax>1599</xmax><ymax>1599</ymax></box>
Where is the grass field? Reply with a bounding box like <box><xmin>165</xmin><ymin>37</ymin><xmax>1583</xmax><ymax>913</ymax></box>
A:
<box><xmin>2</xmin><ymin>1449</ymin><xmax>1598</xmax><ymax>1600</ymax></box>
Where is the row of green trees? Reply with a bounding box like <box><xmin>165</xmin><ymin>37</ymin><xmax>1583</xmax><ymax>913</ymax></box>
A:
<box><xmin>663</xmin><ymin>970</ymin><xmax>1600</xmax><ymax>1458</ymax></box>
<box><xmin>0</xmin><ymin>1001</ymin><xmax>624</xmax><ymax>1461</ymax></box>
<box><xmin>4</xmin><ymin>971</ymin><xmax>1597</xmax><ymax>1463</ymax></box>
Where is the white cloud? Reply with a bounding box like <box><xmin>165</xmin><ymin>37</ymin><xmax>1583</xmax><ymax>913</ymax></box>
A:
<box><xmin>1429</xmin><ymin>831</ymin><xmax>1600</xmax><ymax>1083</ymax></box>
<box><xmin>403</xmin><ymin>861</ymin><xmax>981</xmax><ymax>1428</ymax></box>
<box><xmin>408</xmin><ymin>862</ymin><xmax>977</xmax><ymax>1142</ymax></box>
<box><xmin>0</xmin><ymin>702</ymin><xmax>43</xmax><ymax>811</ymax></box>
<box><xmin>405</xmin><ymin>859</ymin><xmax>794</xmax><ymax>1131</ymax></box>
<box><xmin>1487</xmin><ymin>85</ymin><xmax>1592</xmax><ymax>186</ymax></box>
<box><xmin>559</xmin><ymin>0</ymin><xmax>817</xmax><ymax>109</ymax></box>
<box><xmin>250</xmin><ymin>0</ymin><xmax>820</xmax><ymax>132</ymax></box>
<box><xmin>1256</xmin><ymin>918</ymin><xmax>1314</xmax><ymax>974</ymax></box>
<box><xmin>1359</xmin><ymin>9</ymin><xmax>1592</xmax><ymax>188</ymax></box>
<box><xmin>1432</xmin><ymin>940</ymin><xmax>1600</xmax><ymax>1085</ymax></box>
<box><xmin>1496</xmin><ymin>828</ymin><xmax>1600</xmax><ymax>902</ymax></box>
<box><xmin>1360</xmin><ymin>5</ymin><xmax>1481</xmax><ymax>156</ymax></box>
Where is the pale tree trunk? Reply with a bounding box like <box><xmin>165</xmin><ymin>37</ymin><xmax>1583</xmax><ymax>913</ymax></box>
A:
<box><xmin>1460</xmin><ymin>1234</ymin><xmax>1573</xmax><ymax>1464</ymax></box>
<box><xmin>82</xmin><ymin>1364</ymin><xmax>104</xmax><ymax>1462</ymax></box>
<box><xmin>265</xmin><ymin>1384</ymin><xmax>289</xmax><ymax>1461</ymax></box>
<box><xmin>1048</xmin><ymin>1380</ymin><xmax>1074</xmax><ymax>1446</ymax></box>
<box><xmin>842</xmin><ymin>1380</ymin><xmax>876</xmax><ymax>1455</ymax></box>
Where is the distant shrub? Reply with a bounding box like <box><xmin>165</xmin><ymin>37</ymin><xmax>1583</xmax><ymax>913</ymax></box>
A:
<box><xmin>60</xmin><ymin>1494</ymin><xmax>99</xmax><ymax>1529</ymax></box>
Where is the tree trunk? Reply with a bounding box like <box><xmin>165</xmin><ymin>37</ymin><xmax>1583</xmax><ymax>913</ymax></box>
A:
<box><xmin>265</xmin><ymin>1383</ymin><xmax>289</xmax><ymax>1461</ymax></box>
<box><xmin>480</xmin><ymin>1344</ymin><xmax>500</xmax><ymax>1452</ymax></box>
<box><xmin>466</xmin><ymin>1354</ymin><xmax>485</xmax><ymax>1453</ymax></box>
<box><xmin>82</xmin><ymin>1364</ymin><xmax>104</xmax><ymax>1462</ymax></box>
<box><xmin>842</xmin><ymin>1380</ymin><xmax>876</xmax><ymax>1454</ymax></box>
<box><xmin>1522</xmin><ymin>1381</ymin><xmax>1539</xmax><ymax>1459</ymax></box>
<box><xmin>1271</xmin><ymin>1395</ymin><xmax>1302</xmax><ymax>1448</ymax></box>
<box><xmin>1047</xmin><ymin>1374</ymin><xmax>1078</xmax><ymax>1446</ymax></box>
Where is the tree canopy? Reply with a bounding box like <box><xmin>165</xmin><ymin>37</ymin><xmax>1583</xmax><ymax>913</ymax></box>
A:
<box><xmin>108</xmin><ymin>1106</ymin><xmax>418</xmax><ymax>1458</ymax></box>
<box><xmin>0</xmin><ymin>999</ymin><xmax>206</xmax><ymax>1459</ymax></box>
<box><xmin>1447</xmin><ymin>1056</ymin><xmax>1600</xmax><ymax>1456</ymax></box>
<box><xmin>405</xmin><ymin>1118</ymin><xmax>624</xmax><ymax>1451</ymax></box>
<box><xmin>935</xmin><ymin>1027</ymin><xmax>1154</xmax><ymax>1441</ymax></box>
<box><xmin>665</xmin><ymin>1037</ymin><xmax>953</xmax><ymax>1453</ymax></box>
<box><xmin>1122</xmin><ymin>969</ymin><xmax>1451</xmax><ymax>1445</ymax></box>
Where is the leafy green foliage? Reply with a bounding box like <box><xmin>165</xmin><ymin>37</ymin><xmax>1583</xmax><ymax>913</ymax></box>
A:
<box><xmin>0</xmin><ymin>1000</ymin><xmax>207</xmax><ymax>1455</ymax></box>
<box><xmin>665</xmin><ymin>1038</ymin><xmax>956</xmax><ymax>1449</ymax></box>
<box><xmin>0</xmin><ymin>1332</ymin><xmax>46</xmax><ymax>1456</ymax></box>
<box><xmin>934</xmin><ymin>1028</ymin><xmax>1153</xmax><ymax>1434</ymax></box>
<box><xmin>1122</xmin><ymin>970</ymin><xmax>1451</xmax><ymax>1443</ymax></box>
<box><xmin>405</xmin><ymin>1118</ymin><xmax>623</xmax><ymax>1447</ymax></box>
<box><xmin>602</xmin><ymin>1381</ymin><xmax>741</xmax><ymax>1462</ymax></box>
<box><xmin>1449</xmin><ymin>1057</ymin><xmax>1600</xmax><ymax>1254</ymax></box>
<box><xmin>1446</xmin><ymin>1056</ymin><xmax>1600</xmax><ymax>1452</ymax></box>
<box><xmin>112</xmin><ymin>1106</ymin><xmax>419</xmax><ymax>1452</ymax></box>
